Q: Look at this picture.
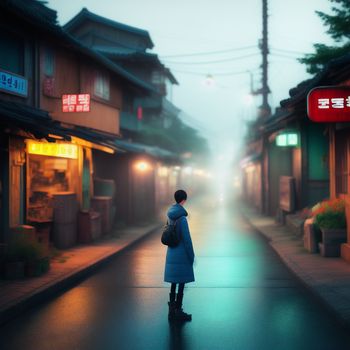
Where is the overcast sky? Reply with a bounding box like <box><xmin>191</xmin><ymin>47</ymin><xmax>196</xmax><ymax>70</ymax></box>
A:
<box><xmin>47</xmin><ymin>0</ymin><xmax>333</xmax><ymax>156</ymax></box>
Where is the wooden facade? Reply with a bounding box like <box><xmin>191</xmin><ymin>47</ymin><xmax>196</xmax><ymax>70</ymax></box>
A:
<box><xmin>242</xmin><ymin>51</ymin><xmax>350</xmax><ymax>263</ymax></box>
<box><xmin>329</xmin><ymin>125</ymin><xmax>350</xmax><ymax>261</ymax></box>
<box><xmin>1</xmin><ymin>1</ymin><xmax>183</xmax><ymax>249</ymax></box>
<box><xmin>40</xmin><ymin>45</ymin><xmax>122</xmax><ymax>136</ymax></box>
<box><xmin>251</xmin><ymin>99</ymin><xmax>330</xmax><ymax>219</ymax></box>
<box><xmin>0</xmin><ymin>6</ymin><xmax>42</xmax><ymax>240</ymax></box>
<box><xmin>63</xmin><ymin>8</ymin><xmax>179</xmax><ymax>141</ymax></box>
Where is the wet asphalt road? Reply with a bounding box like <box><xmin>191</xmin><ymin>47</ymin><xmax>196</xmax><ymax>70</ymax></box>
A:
<box><xmin>1</xmin><ymin>197</ymin><xmax>350</xmax><ymax>350</ymax></box>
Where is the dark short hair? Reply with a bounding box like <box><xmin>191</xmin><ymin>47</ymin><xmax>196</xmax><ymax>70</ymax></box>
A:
<box><xmin>174</xmin><ymin>190</ymin><xmax>187</xmax><ymax>203</ymax></box>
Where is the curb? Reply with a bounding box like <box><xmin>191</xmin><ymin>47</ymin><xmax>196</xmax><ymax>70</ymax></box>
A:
<box><xmin>269</xmin><ymin>242</ymin><xmax>350</xmax><ymax>330</ymax></box>
<box><xmin>0</xmin><ymin>223</ymin><xmax>162</xmax><ymax>325</ymax></box>
<box><xmin>241</xmin><ymin>210</ymin><xmax>350</xmax><ymax>330</ymax></box>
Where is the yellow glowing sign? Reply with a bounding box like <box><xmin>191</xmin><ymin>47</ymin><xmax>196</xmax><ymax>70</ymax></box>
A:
<box><xmin>27</xmin><ymin>140</ymin><xmax>78</xmax><ymax>159</ymax></box>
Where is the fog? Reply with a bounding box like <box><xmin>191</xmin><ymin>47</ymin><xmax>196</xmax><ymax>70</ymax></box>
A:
<box><xmin>47</xmin><ymin>0</ymin><xmax>333</xmax><ymax>186</ymax></box>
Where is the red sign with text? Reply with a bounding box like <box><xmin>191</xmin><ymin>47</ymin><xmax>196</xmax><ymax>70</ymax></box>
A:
<box><xmin>62</xmin><ymin>94</ymin><xmax>90</xmax><ymax>113</ymax></box>
<box><xmin>307</xmin><ymin>87</ymin><xmax>350</xmax><ymax>122</ymax></box>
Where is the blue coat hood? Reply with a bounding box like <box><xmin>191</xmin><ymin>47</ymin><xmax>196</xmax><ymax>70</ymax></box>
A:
<box><xmin>167</xmin><ymin>203</ymin><xmax>188</xmax><ymax>221</ymax></box>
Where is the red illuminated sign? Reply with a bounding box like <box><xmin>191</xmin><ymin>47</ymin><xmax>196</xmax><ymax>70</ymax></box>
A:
<box><xmin>62</xmin><ymin>94</ymin><xmax>90</xmax><ymax>113</ymax></box>
<box><xmin>137</xmin><ymin>106</ymin><xmax>143</xmax><ymax>120</ymax></box>
<box><xmin>307</xmin><ymin>87</ymin><xmax>350</xmax><ymax>122</ymax></box>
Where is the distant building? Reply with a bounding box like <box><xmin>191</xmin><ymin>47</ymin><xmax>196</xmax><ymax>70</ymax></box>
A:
<box><xmin>64</xmin><ymin>8</ymin><xmax>180</xmax><ymax>143</ymax></box>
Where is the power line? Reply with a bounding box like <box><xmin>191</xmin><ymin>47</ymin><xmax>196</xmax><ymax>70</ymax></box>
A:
<box><xmin>270</xmin><ymin>47</ymin><xmax>306</xmax><ymax>55</ymax></box>
<box><xmin>270</xmin><ymin>53</ymin><xmax>299</xmax><ymax>60</ymax></box>
<box><xmin>160</xmin><ymin>46</ymin><xmax>304</xmax><ymax>59</ymax></box>
<box><xmin>160</xmin><ymin>45</ymin><xmax>257</xmax><ymax>58</ymax></box>
<box><xmin>171</xmin><ymin>67</ymin><xmax>260</xmax><ymax>76</ymax></box>
<box><xmin>162</xmin><ymin>53</ymin><xmax>260</xmax><ymax>65</ymax></box>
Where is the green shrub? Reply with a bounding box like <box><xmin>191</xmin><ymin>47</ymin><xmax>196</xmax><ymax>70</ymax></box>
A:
<box><xmin>5</xmin><ymin>235</ymin><xmax>45</xmax><ymax>262</ymax></box>
<box><xmin>314</xmin><ymin>211</ymin><xmax>346</xmax><ymax>229</ymax></box>
<box><xmin>312</xmin><ymin>198</ymin><xmax>346</xmax><ymax>230</ymax></box>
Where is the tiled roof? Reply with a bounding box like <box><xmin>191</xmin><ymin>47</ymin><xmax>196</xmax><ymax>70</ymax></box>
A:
<box><xmin>4</xmin><ymin>0</ymin><xmax>58</xmax><ymax>25</ymax></box>
<box><xmin>98</xmin><ymin>48</ymin><xmax>179</xmax><ymax>85</ymax></box>
<box><xmin>96</xmin><ymin>46</ymin><xmax>159</xmax><ymax>60</ymax></box>
<box><xmin>0</xmin><ymin>100</ymin><xmax>70</xmax><ymax>140</ymax></box>
<box><xmin>1</xmin><ymin>0</ymin><xmax>156</xmax><ymax>94</ymax></box>
<box><xmin>63</xmin><ymin>8</ymin><xmax>154</xmax><ymax>49</ymax></box>
<box><xmin>113</xmin><ymin>139</ymin><xmax>178</xmax><ymax>161</ymax></box>
<box><xmin>281</xmin><ymin>53</ymin><xmax>350</xmax><ymax>108</ymax></box>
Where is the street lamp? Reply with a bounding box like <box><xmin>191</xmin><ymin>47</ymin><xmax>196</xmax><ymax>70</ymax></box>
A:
<box><xmin>134</xmin><ymin>160</ymin><xmax>151</xmax><ymax>172</ymax></box>
<box><xmin>203</xmin><ymin>74</ymin><xmax>215</xmax><ymax>87</ymax></box>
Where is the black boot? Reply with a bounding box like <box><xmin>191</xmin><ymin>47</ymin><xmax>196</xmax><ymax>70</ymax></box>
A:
<box><xmin>175</xmin><ymin>293</ymin><xmax>192</xmax><ymax>321</ymax></box>
<box><xmin>168</xmin><ymin>293</ymin><xmax>176</xmax><ymax>321</ymax></box>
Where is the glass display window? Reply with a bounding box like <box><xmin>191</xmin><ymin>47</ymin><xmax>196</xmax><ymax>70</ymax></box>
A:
<box><xmin>27</xmin><ymin>153</ymin><xmax>79</xmax><ymax>222</ymax></box>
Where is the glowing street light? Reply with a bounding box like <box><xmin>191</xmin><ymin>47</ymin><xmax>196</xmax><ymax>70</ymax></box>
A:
<box><xmin>183</xmin><ymin>166</ymin><xmax>193</xmax><ymax>175</ymax></box>
<box><xmin>203</xmin><ymin>74</ymin><xmax>215</xmax><ymax>87</ymax></box>
<box><xmin>134</xmin><ymin>160</ymin><xmax>151</xmax><ymax>172</ymax></box>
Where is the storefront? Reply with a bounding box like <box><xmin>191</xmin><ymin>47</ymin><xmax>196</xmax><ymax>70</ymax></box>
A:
<box><xmin>0</xmin><ymin>133</ymin><xmax>9</xmax><ymax>243</ymax></box>
<box><xmin>26</xmin><ymin>140</ymin><xmax>81</xmax><ymax>248</ymax></box>
<box><xmin>329</xmin><ymin>125</ymin><xmax>350</xmax><ymax>262</ymax></box>
<box><xmin>26</xmin><ymin>140</ymin><xmax>79</xmax><ymax>220</ymax></box>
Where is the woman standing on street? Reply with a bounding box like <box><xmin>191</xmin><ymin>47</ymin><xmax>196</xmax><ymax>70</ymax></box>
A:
<box><xmin>164</xmin><ymin>190</ymin><xmax>195</xmax><ymax>322</ymax></box>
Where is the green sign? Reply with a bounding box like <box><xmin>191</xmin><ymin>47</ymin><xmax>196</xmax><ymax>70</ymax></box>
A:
<box><xmin>276</xmin><ymin>133</ymin><xmax>299</xmax><ymax>147</ymax></box>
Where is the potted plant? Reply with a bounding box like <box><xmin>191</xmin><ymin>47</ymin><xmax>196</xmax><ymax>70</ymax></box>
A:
<box><xmin>3</xmin><ymin>234</ymin><xmax>50</xmax><ymax>279</ymax></box>
<box><xmin>24</xmin><ymin>240</ymin><xmax>47</xmax><ymax>277</ymax></box>
<box><xmin>313</xmin><ymin>199</ymin><xmax>347</xmax><ymax>257</ymax></box>
<box><xmin>3</xmin><ymin>236</ymin><xmax>27</xmax><ymax>279</ymax></box>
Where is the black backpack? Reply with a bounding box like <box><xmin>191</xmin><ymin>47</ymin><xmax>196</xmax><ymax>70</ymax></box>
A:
<box><xmin>161</xmin><ymin>217</ymin><xmax>182</xmax><ymax>247</ymax></box>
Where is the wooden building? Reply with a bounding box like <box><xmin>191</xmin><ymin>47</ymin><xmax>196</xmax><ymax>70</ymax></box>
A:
<box><xmin>63</xmin><ymin>8</ymin><xmax>180</xmax><ymax>150</ymax></box>
<box><xmin>0</xmin><ymin>0</ymin><xmax>159</xmax><ymax>246</ymax></box>
<box><xmin>0</xmin><ymin>0</ymin><xmax>70</xmax><ymax>243</ymax></box>
<box><xmin>243</xmin><ymin>50</ymin><xmax>350</xmax><ymax>263</ymax></box>
<box><xmin>63</xmin><ymin>8</ymin><xmax>182</xmax><ymax>224</ymax></box>
<box><xmin>261</xmin><ymin>106</ymin><xmax>329</xmax><ymax>217</ymax></box>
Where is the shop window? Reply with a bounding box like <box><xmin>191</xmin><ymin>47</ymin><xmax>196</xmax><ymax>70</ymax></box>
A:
<box><xmin>27</xmin><ymin>153</ymin><xmax>79</xmax><ymax>222</ymax></box>
<box><xmin>94</xmin><ymin>71</ymin><xmax>110</xmax><ymax>100</ymax></box>
<box><xmin>0</xmin><ymin>31</ymin><xmax>24</xmax><ymax>75</ymax></box>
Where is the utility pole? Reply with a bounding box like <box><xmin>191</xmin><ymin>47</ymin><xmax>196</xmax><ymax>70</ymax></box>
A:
<box><xmin>259</xmin><ymin>0</ymin><xmax>271</xmax><ymax>119</ymax></box>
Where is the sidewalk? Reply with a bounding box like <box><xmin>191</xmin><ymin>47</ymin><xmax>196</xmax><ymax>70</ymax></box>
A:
<box><xmin>0</xmin><ymin>222</ymin><xmax>162</xmax><ymax>325</ymax></box>
<box><xmin>241</xmin><ymin>205</ymin><xmax>350</xmax><ymax>329</ymax></box>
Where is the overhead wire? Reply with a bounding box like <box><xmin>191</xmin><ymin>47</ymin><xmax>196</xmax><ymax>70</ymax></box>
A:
<box><xmin>270</xmin><ymin>47</ymin><xmax>306</xmax><ymax>56</ymax></box>
<box><xmin>160</xmin><ymin>45</ymin><xmax>258</xmax><ymax>58</ymax></box>
<box><xmin>171</xmin><ymin>67</ymin><xmax>260</xmax><ymax>77</ymax></box>
<box><xmin>162</xmin><ymin>52</ymin><xmax>260</xmax><ymax>65</ymax></box>
<box><xmin>160</xmin><ymin>45</ymin><xmax>305</xmax><ymax>59</ymax></box>
<box><xmin>269</xmin><ymin>53</ymin><xmax>299</xmax><ymax>60</ymax></box>
<box><xmin>163</xmin><ymin>45</ymin><xmax>305</xmax><ymax>98</ymax></box>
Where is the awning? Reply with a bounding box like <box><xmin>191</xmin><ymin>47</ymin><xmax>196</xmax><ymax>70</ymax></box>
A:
<box><xmin>59</xmin><ymin>125</ymin><xmax>124</xmax><ymax>153</ymax></box>
<box><xmin>113</xmin><ymin>139</ymin><xmax>178</xmax><ymax>161</ymax></box>
<box><xmin>0</xmin><ymin>100</ymin><xmax>70</xmax><ymax>141</ymax></box>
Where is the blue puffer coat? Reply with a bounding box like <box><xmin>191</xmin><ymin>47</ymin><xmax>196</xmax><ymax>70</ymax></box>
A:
<box><xmin>164</xmin><ymin>203</ymin><xmax>195</xmax><ymax>284</ymax></box>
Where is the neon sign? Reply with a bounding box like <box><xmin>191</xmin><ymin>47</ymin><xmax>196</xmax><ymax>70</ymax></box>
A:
<box><xmin>62</xmin><ymin>94</ymin><xmax>90</xmax><ymax>113</ymax></box>
<box><xmin>307</xmin><ymin>87</ymin><xmax>350</xmax><ymax>122</ymax></box>
<box><xmin>27</xmin><ymin>140</ymin><xmax>78</xmax><ymax>159</ymax></box>
<box><xmin>0</xmin><ymin>70</ymin><xmax>28</xmax><ymax>97</ymax></box>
